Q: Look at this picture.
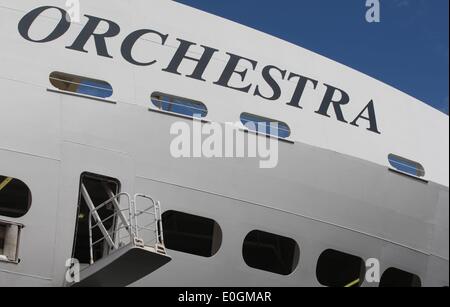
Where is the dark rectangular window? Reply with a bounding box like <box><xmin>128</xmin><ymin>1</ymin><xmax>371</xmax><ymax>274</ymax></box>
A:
<box><xmin>242</xmin><ymin>230</ymin><xmax>299</xmax><ymax>275</ymax></box>
<box><xmin>316</xmin><ymin>249</ymin><xmax>365</xmax><ymax>287</ymax></box>
<box><xmin>380</xmin><ymin>268</ymin><xmax>421</xmax><ymax>287</ymax></box>
<box><xmin>162</xmin><ymin>211</ymin><xmax>221</xmax><ymax>257</ymax></box>
<box><xmin>0</xmin><ymin>175</ymin><xmax>32</xmax><ymax>218</ymax></box>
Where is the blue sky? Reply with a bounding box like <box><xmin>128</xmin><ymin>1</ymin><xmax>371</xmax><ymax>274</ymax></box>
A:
<box><xmin>176</xmin><ymin>0</ymin><xmax>449</xmax><ymax>115</ymax></box>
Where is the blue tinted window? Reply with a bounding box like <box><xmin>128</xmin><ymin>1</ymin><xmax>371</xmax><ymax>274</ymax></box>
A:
<box><xmin>388</xmin><ymin>154</ymin><xmax>425</xmax><ymax>177</ymax></box>
<box><xmin>76</xmin><ymin>79</ymin><xmax>113</xmax><ymax>98</ymax></box>
<box><xmin>240</xmin><ymin>113</ymin><xmax>291</xmax><ymax>138</ymax></box>
<box><xmin>50</xmin><ymin>72</ymin><xmax>113</xmax><ymax>98</ymax></box>
<box><xmin>151</xmin><ymin>93</ymin><xmax>207</xmax><ymax>118</ymax></box>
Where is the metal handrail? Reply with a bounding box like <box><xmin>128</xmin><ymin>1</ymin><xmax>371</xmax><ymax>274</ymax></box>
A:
<box><xmin>87</xmin><ymin>191</ymin><xmax>166</xmax><ymax>265</ymax></box>
<box><xmin>133</xmin><ymin>194</ymin><xmax>165</xmax><ymax>247</ymax></box>
<box><xmin>156</xmin><ymin>201</ymin><xmax>165</xmax><ymax>246</ymax></box>
<box><xmin>88</xmin><ymin>192</ymin><xmax>132</xmax><ymax>264</ymax></box>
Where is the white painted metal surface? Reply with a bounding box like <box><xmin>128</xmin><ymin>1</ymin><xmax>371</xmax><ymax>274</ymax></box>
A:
<box><xmin>0</xmin><ymin>0</ymin><xmax>448</xmax><ymax>287</ymax></box>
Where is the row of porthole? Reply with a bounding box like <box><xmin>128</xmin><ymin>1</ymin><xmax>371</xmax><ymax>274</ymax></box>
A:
<box><xmin>49</xmin><ymin>72</ymin><xmax>291</xmax><ymax>139</ymax></box>
<box><xmin>162</xmin><ymin>210</ymin><xmax>423</xmax><ymax>287</ymax></box>
<box><xmin>0</xmin><ymin>175</ymin><xmax>433</xmax><ymax>286</ymax></box>
<box><xmin>48</xmin><ymin>71</ymin><xmax>426</xmax><ymax>178</ymax></box>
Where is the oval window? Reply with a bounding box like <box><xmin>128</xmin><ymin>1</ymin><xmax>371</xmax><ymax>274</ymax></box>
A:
<box><xmin>162</xmin><ymin>210</ymin><xmax>222</xmax><ymax>257</ymax></box>
<box><xmin>49</xmin><ymin>72</ymin><xmax>113</xmax><ymax>98</ymax></box>
<box><xmin>0</xmin><ymin>175</ymin><xmax>32</xmax><ymax>218</ymax></box>
<box><xmin>388</xmin><ymin>154</ymin><xmax>425</xmax><ymax>177</ymax></box>
<box><xmin>316</xmin><ymin>249</ymin><xmax>365</xmax><ymax>287</ymax></box>
<box><xmin>242</xmin><ymin>230</ymin><xmax>299</xmax><ymax>275</ymax></box>
<box><xmin>240</xmin><ymin>113</ymin><xmax>291</xmax><ymax>138</ymax></box>
<box><xmin>379</xmin><ymin>267</ymin><xmax>422</xmax><ymax>287</ymax></box>
<box><xmin>151</xmin><ymin>92</ymin><xmax>208</xmax><ymax>118</ymax></box>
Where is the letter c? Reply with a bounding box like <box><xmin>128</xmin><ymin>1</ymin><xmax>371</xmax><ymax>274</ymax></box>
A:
<box><xmin>18</xmin><ymin>6</ymin><xmax>71</xmax><ymax>43</ymax></box>
<box><xmin>121</xmin><ymin>29</ymin><xmax>168</xmax><ymax>66</ymax></box>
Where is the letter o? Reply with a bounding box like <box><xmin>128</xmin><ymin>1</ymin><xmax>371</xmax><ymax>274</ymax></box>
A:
<box><xmin>18</xmin><ymin>6</ymin><xmax>71</xmax><ymax>43</ymax></box>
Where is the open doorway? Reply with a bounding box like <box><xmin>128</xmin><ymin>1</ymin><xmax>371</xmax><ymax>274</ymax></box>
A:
<box><xmin>72</xmin><ymin>173</ymin><xmax>121</xmax><ymax>264</ymax></box>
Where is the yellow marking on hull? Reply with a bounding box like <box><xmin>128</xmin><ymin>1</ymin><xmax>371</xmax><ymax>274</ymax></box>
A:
<box><xmin>345</xmin><ymin>279</ymin><xmax>360</xmax><ymax>288</ymax></box>
<box><xmin>0</xmin><ymin>177</ymin><xmax>13</xmax><ymax>191</ymax></box>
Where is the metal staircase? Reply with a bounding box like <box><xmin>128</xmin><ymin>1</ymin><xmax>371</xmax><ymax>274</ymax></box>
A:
<box><xmin>70</xmin><ymin>184</ymin><xmax>171</xmax><ymax>287</ymax></box>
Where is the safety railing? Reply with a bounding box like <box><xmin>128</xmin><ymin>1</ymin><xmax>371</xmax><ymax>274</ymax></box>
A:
<box><xmin>132</xmin><ymin>194</ymin><xmax>165</xmax><ymax>250</ymax></box>
<box><xmin>85</xmin><ymin>188</ymin><xmax>165</xmax><ymax>265</ymax></box>
<box><xmin>88</xmin><ymin>192</ymin><xmax>133</xmax><ymax>264</ymax></box>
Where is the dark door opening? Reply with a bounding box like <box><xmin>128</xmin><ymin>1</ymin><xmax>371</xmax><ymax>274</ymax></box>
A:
<box><xmin>72</xmin><ymin>173</ymin><xmax>121</xmax><ymax>264</ymax></box>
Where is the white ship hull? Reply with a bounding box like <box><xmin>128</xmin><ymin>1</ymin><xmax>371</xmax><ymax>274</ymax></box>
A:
<box><xmin>0</xmin><ymin>0</ymin><xmax>448</xmax><ymax>287</ymax></box>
